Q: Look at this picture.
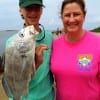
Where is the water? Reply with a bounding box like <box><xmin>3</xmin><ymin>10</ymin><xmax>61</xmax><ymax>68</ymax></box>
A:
<box><xmin>0</xmin><ymin>30</ymin><xmax>18</xmax><ymax>55</ymax></box>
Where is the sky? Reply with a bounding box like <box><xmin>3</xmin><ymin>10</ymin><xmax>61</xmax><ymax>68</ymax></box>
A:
<box><xmin>0</xmin><ymin>0</ymin><xmax>100</xmax><ymax>31</ymax></box>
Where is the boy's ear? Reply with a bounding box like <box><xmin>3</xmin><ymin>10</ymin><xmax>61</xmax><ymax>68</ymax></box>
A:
<box><xmin>19</xmin><ymin>7</ymin><xmax>22</xmax><ymax>14</ymax></box>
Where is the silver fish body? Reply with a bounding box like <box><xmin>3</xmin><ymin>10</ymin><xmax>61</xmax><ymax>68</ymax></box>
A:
<box><xmin>4</xmin><ymin>25</ymin><xmax>38</xmax><ymax>100</ymax></box>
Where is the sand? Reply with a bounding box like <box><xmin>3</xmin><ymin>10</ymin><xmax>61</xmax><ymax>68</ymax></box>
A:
<box><xmin>0</xmin><ymin>74</ymin><xmax>8</xmax><ymax>100</ymax></box>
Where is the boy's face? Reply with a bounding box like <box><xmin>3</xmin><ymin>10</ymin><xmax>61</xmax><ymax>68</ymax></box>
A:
<box><xmin>20</xmin><ymin>5</ymin><xmax>42</xmax><ymax>26</ymax></box>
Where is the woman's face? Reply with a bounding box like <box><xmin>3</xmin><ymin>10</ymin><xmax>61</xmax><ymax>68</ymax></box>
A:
<box><xmin>20</xmin><ymin>5</ymin><xmax>42</xmax><ymax>26</ymax></box>
<box><xmin>61</xmin><ymin>2</ymin><xmax>85</xmax><ymax>33</ymax></box>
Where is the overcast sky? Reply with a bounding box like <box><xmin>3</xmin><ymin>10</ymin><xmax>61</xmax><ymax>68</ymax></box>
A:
<box><xmin>0</xmin><ymin>0</ymin><xmax>100</xmax><ymax>31</ymax></box>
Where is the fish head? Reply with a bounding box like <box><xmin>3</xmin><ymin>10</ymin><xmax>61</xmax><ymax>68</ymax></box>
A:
<box><xmin>20</xmin><ymin>25</ymin><xmax>39</xmax><ymax>39</ymax></box>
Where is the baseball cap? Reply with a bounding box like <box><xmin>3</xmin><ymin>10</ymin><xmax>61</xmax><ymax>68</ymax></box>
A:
<box><xmin>19</xmin><ymin>0</ymin><xmax>44</xmax><ymax>7</ymax></box>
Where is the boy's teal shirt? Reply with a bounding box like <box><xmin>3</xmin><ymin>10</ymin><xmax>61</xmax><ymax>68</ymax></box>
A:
<box><xmin>6</xmin><ymin>30</ymin><xmax>55</xmax><ymax>100</ymax></box>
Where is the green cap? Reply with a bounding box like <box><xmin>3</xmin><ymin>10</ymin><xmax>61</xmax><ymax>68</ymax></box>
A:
<box><xmin>19</xmin><ymin>0</ymin><xmax>44</xmax><ymax>7</ymax></box>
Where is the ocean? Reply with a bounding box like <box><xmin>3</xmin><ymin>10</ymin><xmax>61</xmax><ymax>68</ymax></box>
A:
<box><xmin>0</xmin><ymin>30</ymin><xmax>18</xmax><ymax>55</ymax></box>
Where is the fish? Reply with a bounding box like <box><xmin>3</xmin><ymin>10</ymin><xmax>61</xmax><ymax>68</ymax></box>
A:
<box><xmin>3</xmin><ymin>25</ymin><xmax>39</xmax><ymax>100</ymax></box>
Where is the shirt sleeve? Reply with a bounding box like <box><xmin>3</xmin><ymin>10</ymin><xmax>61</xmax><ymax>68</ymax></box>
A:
<box><xmin>0</xmin><ymin>53</ymin><xmax>5</xmax><ymax>73</ymax></box>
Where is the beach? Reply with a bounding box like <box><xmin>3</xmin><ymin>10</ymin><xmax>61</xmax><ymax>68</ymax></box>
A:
<box><xmin>0</xmin><ymin>75</ymin><xmax>8</xmax><ymax>100</ymax></box>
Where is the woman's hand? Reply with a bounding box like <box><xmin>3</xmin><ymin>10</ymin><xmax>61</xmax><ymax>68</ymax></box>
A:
<box><xmin>35</xmin><ymin>44</ymin><xmax>48</xmax><ymax>69</ymax></box>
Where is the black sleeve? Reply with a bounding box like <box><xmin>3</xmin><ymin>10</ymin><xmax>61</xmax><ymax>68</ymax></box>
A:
<box><xmin>0</xmin><ymin>53</ymin><xmax>5</xmax><ymax>73</ymax></box>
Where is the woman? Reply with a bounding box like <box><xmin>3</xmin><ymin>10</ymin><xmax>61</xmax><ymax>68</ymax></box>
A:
<box><xmin>51</xmin><ymin>0</ymin><xmax>100</xmax><ymax>100</ymax></box>
<box><xmin>3</xmin><ymin>0</ymin><xmax>55</xmax><ymax>100</ymax></box>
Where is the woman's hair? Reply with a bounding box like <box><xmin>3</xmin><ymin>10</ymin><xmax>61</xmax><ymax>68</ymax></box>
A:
<box><xmin>61</xmin><ymin>0</ymin><xmax>86</xmax><ymax>15</ymax></box>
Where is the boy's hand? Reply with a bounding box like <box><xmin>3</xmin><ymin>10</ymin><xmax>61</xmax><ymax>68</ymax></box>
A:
<box><xmin>35</xmin><ymin>44</ymin><xmax>48</xmax><ymax>69</ymax></box>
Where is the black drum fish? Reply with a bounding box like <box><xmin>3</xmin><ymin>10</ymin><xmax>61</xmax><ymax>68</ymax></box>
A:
<box><xmin>3</xmin><ymin>25</ymin><xmax>38</xmax><ymax>100</ymax></box>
